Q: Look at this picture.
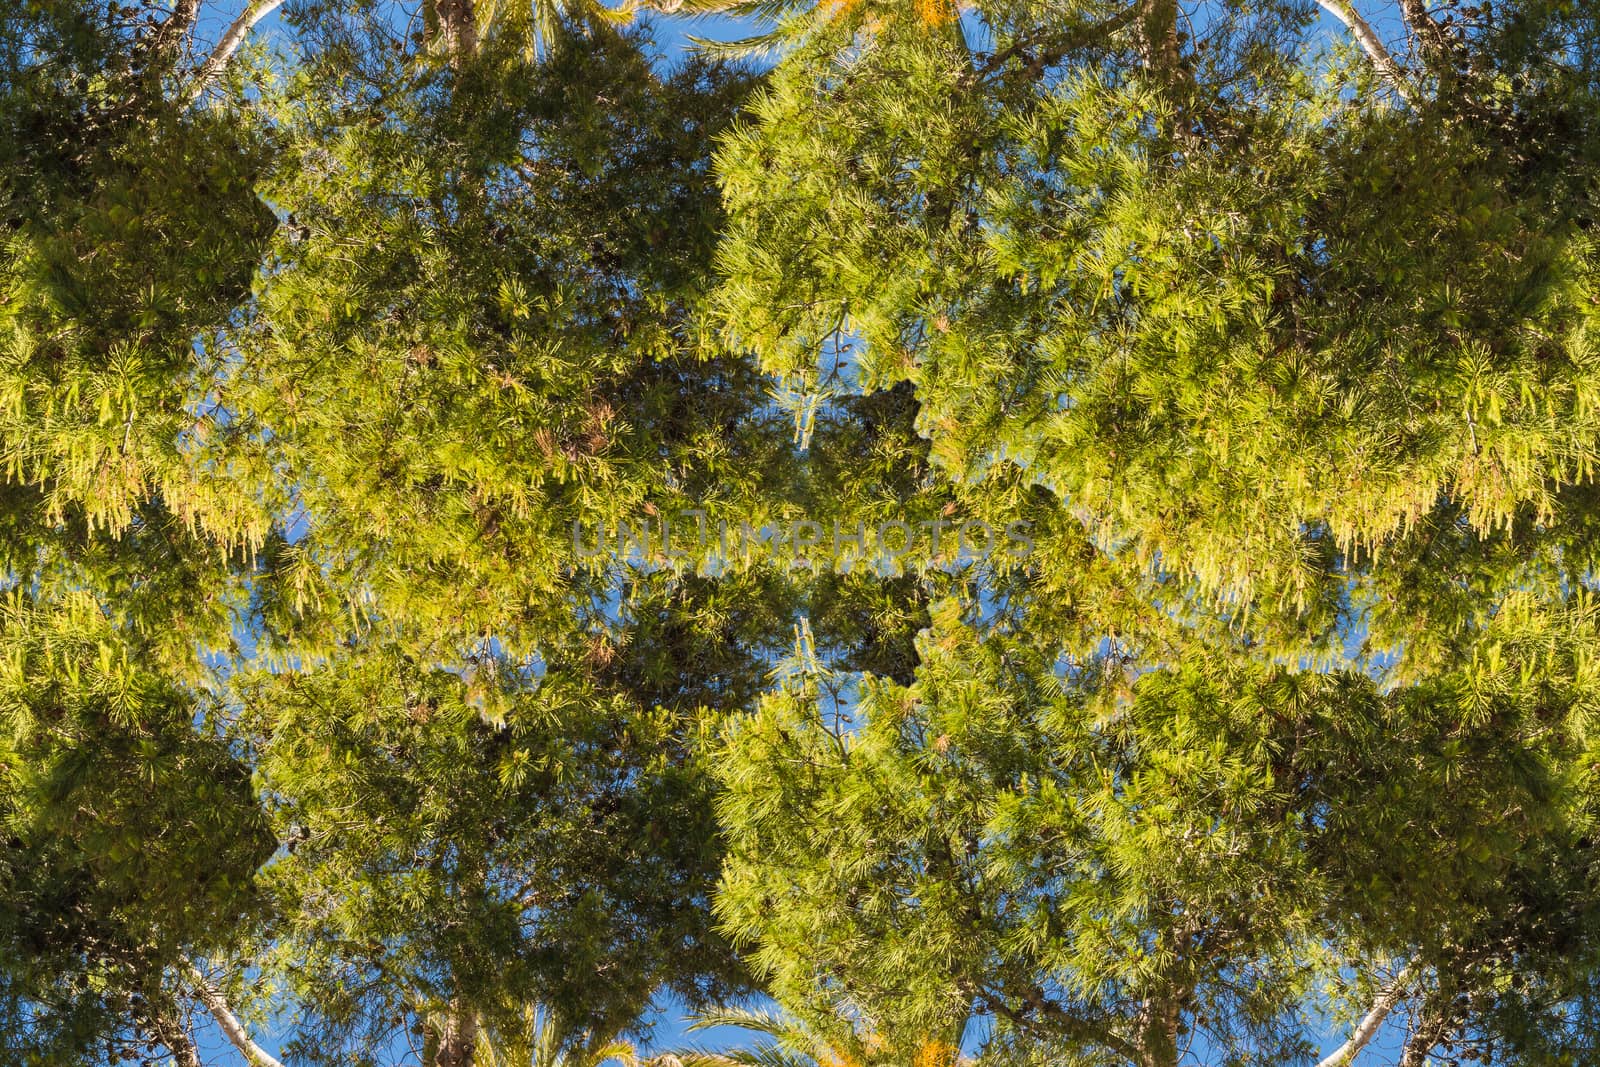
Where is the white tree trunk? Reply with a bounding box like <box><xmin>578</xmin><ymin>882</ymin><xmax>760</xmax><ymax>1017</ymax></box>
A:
<box><xmin>186</xmin><ymin>0</ymin><xmax>290</xmax><ymax>103</ymax></box>
<box><xmin>1314</xmin><ymin>0</ymin><xmax>1417</xmax><ymax>105</ymax></box>
<box><xmin>185</xmin><ymin>962</ymin><xmax>287</xmax><ymax>1067</ymax></box>
<box><xmin>1316</xmin><ymin>964</ymin><xmax>1412</xmax><ymax>1067</ymax></box>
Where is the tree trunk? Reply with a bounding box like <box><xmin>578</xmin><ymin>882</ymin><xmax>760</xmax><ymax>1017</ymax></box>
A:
<box><xmin>1313</xmin><ymin>0</ymin><xmax>1416</xmax><ymax>105</ymax></box>
<box><xmin>431</xmin><ymin>0</ymin><xmax>480</xmax><ymax>64</ymax></box>
<box><xmin>1135</xmin><ymin>993</ymin><xmax>1182</xmax><ymax>1067</ymax></box>
<box><xmin>1136</xmin><ymin>0</ymin><xmax>1182</xmax><ymax>84</ymax></box>
<box><xmin>186</xmin><ymin>0</ymin><xmax>292</xmax><ymax>103</ymax></box>
<box><xmin>1135</xmin><ymin>0</ymin><xmax>1202</xmax><ymax>149</ymax></box>
<box><xmin>1315</xmin><ymin>964</ymin><xmax>1411</xmax><ymax>1067</ymax></box>
<box><xmin>185</xmin><ymin>961</ymin><xmax>287</xmax><ymax>1067</ymax></box>
<box><xmin>432</xmin><ymin>1000</ymin><xmax>479</xmax><ymax>1067</ymax></box>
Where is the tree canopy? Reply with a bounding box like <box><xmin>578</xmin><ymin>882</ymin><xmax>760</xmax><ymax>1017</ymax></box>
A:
<box><xmin>3</xmin><ymin>0</ymin><xmax>1600</xmax><ymax>1065</ymax></box>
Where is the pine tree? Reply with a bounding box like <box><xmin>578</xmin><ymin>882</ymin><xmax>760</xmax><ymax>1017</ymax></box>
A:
<box><xmin>7</xmin><ymin>0</ymin><xmax>1600</xmax><ymax>1065</ymax></box>
<box><xmin>0</xmin><ymin>3</ymin><xmax>278</xmax><ymax>1062</ymax></box>
<box><xmin>193</xmin><ymin>17</ymin><xmax>794</xmax><ymax>1066</ymax></box>
<box><xmin>706</xmin><ymin>1</ymin><xmax>1600</xmax><ymax>1064</ymax></box>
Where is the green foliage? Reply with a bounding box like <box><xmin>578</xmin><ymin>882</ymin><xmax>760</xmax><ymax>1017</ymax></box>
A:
<box><xmin>220</xmin><ymin>19</ymin><xmax>782</xmax><ymax>658</ymax></box>
<box><xmin>707</xmin><ymin>1</ymin><xmax>1600</xmax><ymax>1064</ymax></box>
<box><xmin>0</xmin><ymin>3</ymin><xmax>276</xmax><ymax>1060</ymax></box>
<box><xmin>6</xmin><ymin>2</ymin><xmax>1600</xmax><ymax>1067</ymax></box>
<box><xmin>712</xmin><ymin>0</ymin><xmax>1600</xmax><ymax>629</ymax></box>
<box><xmin>195</xmin><ymin>19</ymin><xmax>789</xmax><ymax>1067</ymax></box>
<box><xmin>0</xmin><ymin>604</ymin><xmax>273</xmax><ymax>1065</ymax></box>
<box><xmin>239</xmin><ymin>638</ymin><xmax>744</xmax><ymax>1061</ymax></box>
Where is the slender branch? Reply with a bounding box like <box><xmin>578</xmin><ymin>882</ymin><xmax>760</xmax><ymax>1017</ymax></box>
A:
<box><xmin>1315</xmin><ymin>0</ymin><xmax>1416</xmax><ymax>106</ymax></box>
<box><xmin>963</xmin><ymin>9</ymin><xmax>1141</xmax><ymax>87</ymax></box>
<box><xmin>185</xmin><ymin>0</ymin><xmax>289</xmax><ymax>103</ymax></box>
<box><xmin>1316</xmin><ymin>964</ymin><xmax>1412</xmax><ymax>1067</ymax></box>
<box><xmin>183</xmin><ymin>961</ymin><xmax>287</xmax><ymax>1067</ymax></box>
<box><xmin>974</xmin><ymin>988</ymin><xmax>1144</xmax><ymax>1065</ymax></box>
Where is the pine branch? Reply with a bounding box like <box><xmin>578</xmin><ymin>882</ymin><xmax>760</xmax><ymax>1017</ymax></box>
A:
<box><xmin>143</xmin><ymin>1005</ymin><xmax>204</xmax><ymax>1067</ymax></box>
<box><xmin>1397</xmin><ymin>0</ymin><xmax>1457</xmax><ymax>72</ymax></box>
<box><xmin>1398</xmin><ymin>998</ymin><xmax>1452</xmax><ymax>1067</ymax></box>
<box><xmin>138</xmin><ymin>0</ymin><xmax>204</xmax><ymax>69</ymax></box>
<box><xmin>963</xmin><ymin>9</ymin><xmax>1141</xmax><ymax>87</ymax></box>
